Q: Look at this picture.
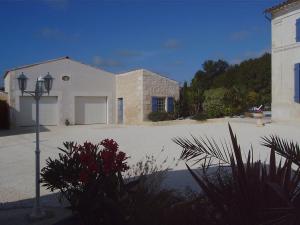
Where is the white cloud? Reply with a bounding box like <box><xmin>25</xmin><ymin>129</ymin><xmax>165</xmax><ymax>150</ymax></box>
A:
<box><xmin>39</xmin><ymin>28</ymin><xmax>64</xmax><ymax>39</ymax></box>
<box><xmin>38</xmin><ymin>27</ymin><xmax>79</xmax><ymax>41</ymax></box>
<box><xmin>163</xmin><ymin>39</ymin><xmax>182</xmax><ymax>49</ymax></box>
<box><xmin>93</xmin><ymin>56</ymin><xmax>122</xmax><ymax>67</ymax></box>
<box><xmin>243</xmin><ymin>48</ymin><xmax>271</xmax><ymax>58</ymax></box>
<box><xmin>229</xmin><ymin>48</ymin><xmax>270</xmax><ymax>65</ymax></box>
<box><xmin>230</xmin><ymin>30</ymin><xmax>251</xmax><ymax>41</ymax></box>
<box><xmin>168</xmin><ymin>60</ymin><xmax>184</xmax><ymax>66</ymax></box>
<box><xmin>115</xmin><ymin>50</ymin><xmax>142</xmax><ymax>58</ymax></box>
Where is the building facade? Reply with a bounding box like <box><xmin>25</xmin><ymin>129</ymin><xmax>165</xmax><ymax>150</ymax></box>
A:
<box><xmin>4</xmin><ymin>57</ymin><xmax>179</xmax><ymax>127</ymax></box>
<box><xmin>116</xmin><ymin>69</ymin><xmax>179</xmax><ymax>124</ymax></box>
<box><xmin>266</xmin><ymin>0</ymin><xmax>300</xmax><ymax>121</ymax></box>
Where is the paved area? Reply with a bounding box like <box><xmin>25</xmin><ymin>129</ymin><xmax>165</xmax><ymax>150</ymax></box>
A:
<box><xmin>0</xmin><ymin>118</ymin><xmax>300</xmax><ymax>218</ymax></box>
<box><xmin>0</xmin><ymin>206</ymin><xmax>71</xmax><ymax>225</ymax></box>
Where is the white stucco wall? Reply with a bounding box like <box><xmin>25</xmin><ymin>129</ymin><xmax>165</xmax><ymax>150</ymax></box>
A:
<box><xmin>271</xmin><ymin>2</ymin><xmax>300</xmax><ymax>121</ymax></box>
<box><xmin>6</xmin><ymin>58</ymin><xmax>116</xmax><ymax>126</ymax></box>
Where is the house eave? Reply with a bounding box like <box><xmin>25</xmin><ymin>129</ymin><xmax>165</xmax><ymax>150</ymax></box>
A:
<box><xmin>265</xmin><ymin>0</ymin><xmax>299</xmax><ymax>16</ymax></box>
<box><xmin>3</xmin><ymin>56</ymin><xmax>70</xmax><ymax>79</ymax></box>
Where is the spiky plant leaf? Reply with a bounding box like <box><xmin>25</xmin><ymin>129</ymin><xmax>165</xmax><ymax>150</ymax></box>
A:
<box><xmin>262</xmin><ymin>135</ymin><xmax>300</xmax><ymax>167</ymax></box>
<box><xmin>174</xmin><ymin>123</ymin><xmax>300</xmax><ymax>225</ymax></box>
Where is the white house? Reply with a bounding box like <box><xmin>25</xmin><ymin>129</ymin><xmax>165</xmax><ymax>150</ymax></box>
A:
<box><xmin>266</xmin><ymin>0</ymin><xmax>300</xmax><ymax>121</ymax></box>
<box><xmin>4</xmin><ymin>57</ymin><xmax>179</xmax><ymax>127</ymax></box>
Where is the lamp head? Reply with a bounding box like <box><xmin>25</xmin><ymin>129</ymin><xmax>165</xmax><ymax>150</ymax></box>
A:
<box><xmin>17</xmin><ymin>72</ymin><xmax>28</xmax><ymax>96</ymax></box>
<box><xmin>43</xmin><ymin>73</ymin><xmax>53</xmax><ymax>95</ymax></box>
<box><xmin>35</xmin><ymin>77</ymin><xmax>45</xmax><ymax>97</ymax></box>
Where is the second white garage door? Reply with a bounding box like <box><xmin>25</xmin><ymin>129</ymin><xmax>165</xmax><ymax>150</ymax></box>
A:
<box><xmin>75</xmin><ymin>96</ymin><xmax>107</xmax><ymax>124</ymax></box>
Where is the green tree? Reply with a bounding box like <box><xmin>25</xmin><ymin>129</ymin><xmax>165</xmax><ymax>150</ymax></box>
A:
<box><xmin>178</xmin><ymin>81</ymin><xmax>191</xmax><ymax>117</ymax></box>
<box><xmin>188</xmin><ymin>53</ymin><xmax>271</xmax><ymax>118</ymax></box>
<box><xmin>225</xmin><ymin>86</ymin><xmax>247</xmax><ymax>115</ymax></box>
<box><xmin>202</xmin><ymin>59</ymin><xmax>229</xmax><ymax>77</ymax></box>
<box><xmin>190</xmin><ymin>59</ymin><xmax>230</xmax><ymax>114</ymax></box>
<box><xmin>203</xmin><ymin>88</ymin><xmax>229</xmax><ymax>118</ymax></box>
<box><xmin>178</xmin><ymin>53</ymin><xmax>271</xmax><ymax>118</ymax></box>
<box><xmin>246</xmin><ymin>91</ymin><xmax>259</xmax><ymax>107</ymax></box>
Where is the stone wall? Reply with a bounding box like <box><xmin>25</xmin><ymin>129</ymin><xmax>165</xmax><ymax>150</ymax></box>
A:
<box><xmin>116</xmin><ymin>69</ymin><xmax>180</xmax><ymax>123</ymax></box>
<box><xmin>116</xmin><ymin>70</ymin><xmax>143</xmax><ymax>124</ymax></box>
<box><xmin>0</xmin><ymin>91</ymin><xmax>7</xmax><ymax>101</ymax></box>
<box><xmin>142</xmin><ymin>70</ymin><xmax>179</xmax><ymax>120</ymax></box>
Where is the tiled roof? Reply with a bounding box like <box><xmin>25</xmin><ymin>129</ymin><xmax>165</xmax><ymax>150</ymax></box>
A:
<box><xmin>265</xmin><ymin>0</ymin><xmax>299</xmax><ymax>14</ymax></box>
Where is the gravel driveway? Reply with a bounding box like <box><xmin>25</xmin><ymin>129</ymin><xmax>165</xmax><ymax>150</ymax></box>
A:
<box><xmin>1</xmin><ymin>119</ymin><xmax>300</xmax><ymax>206</ymax></box>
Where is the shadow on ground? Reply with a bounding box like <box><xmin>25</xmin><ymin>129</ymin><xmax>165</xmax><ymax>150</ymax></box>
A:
<box><xmin>0</xmin><ymin>126</ymin><xmax>50</xmax><ymax>137</ymax></box>
<box><xmin>0</xmin><ymin>169</ymin><xmax>201</xmax><ymax>225</ymax></box>
<box><xmin>0</xmin><ymin>192</ymin><xmax>70</xmax><ymax>225</ymax></box>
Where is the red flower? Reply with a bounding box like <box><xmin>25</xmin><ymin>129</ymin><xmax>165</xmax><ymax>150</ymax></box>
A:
<box><xmin>76</xmin><ymin>139</ymin><xmax>129</xmax><ymax>178</ymax></box>
<box><xmin>100</xmin><ymin>139</ymin><xmax>119</xmax><ymax>152</ymax></box>
<box><xmin>100</xmin><ymin>140</ymin><xmax>129</xmax><ymax>175</ymax></box>
<box><xmin>100</xmin><ymin>150</ymin><xmax>115</xmax><ymax>175</ymax></box>
<box><xmin>115</xmin><ymin>151</ymin><xmax>129</xmax><ymax>171</ymax></box>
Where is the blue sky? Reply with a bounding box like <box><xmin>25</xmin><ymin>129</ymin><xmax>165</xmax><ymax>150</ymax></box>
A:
<box><xmin>0</xmin><ymin>0</ymin><xmax>282</xmax><ymax>86</ymax></box>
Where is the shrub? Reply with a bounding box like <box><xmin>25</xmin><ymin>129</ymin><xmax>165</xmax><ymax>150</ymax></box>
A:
<box><xmin>43</xmin><ymin>143</ymin><xmax>188</xmax><ymax>225</ymax></box>
<box><xmin>246</xmin><ymin>90</ymin><xmax>259</xmax><ymax>107</ymax></box>
<box><xmin>174</xmin><ymin>124</ymin><xmax>300</xmax><ymax>225</ymax></box>
<box><xmin>203</xmin><ymin>87</ymin><xmax>247</xmax><ymax>118</ymax></box>
<box><xmin>203</xmin><ymin>88</ymin><xmax>228</xmax><ymax>118</ymax></box>
<box><xmin>41</xmin><ymin>139</ymin><xmax>135</xmax><ymax>225</ymax></box>
<box><xmin>192</xmin><ymin>113</ymin><xmax>207</xmax><ymax>121</ymax></box>
<box><xmin>124</xmin><ymin>155</ymin><xmax>183</xmax><ymax>225</ymax></box>
<box><xmin>148</xmin><ymin>112</ymin><xmax>175</xmax><ymax>122</ymax></box>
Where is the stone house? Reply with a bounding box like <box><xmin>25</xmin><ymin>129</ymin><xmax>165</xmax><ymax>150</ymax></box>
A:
<box><xmin>117</xmin><ymin>69</ymin><xmax>179</xmax><ymax>124</ymax></box>
<box><xmin>3</xmin><ymin>57</ymin><xmax>179</xmax><ymax>127</ymax></box>
<box><xmin>266</xmin><ymin>0</ymin><xmax>300</xmax><ymax>120</ymax></box>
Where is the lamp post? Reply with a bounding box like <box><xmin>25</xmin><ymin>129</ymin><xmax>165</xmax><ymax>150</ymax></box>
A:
<box><xmin>17</xmin><ymin>72</ymin><xmax>54</xmax><ymax>219</ymax></box>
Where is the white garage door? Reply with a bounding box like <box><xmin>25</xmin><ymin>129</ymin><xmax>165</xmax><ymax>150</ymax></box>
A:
<box><xmin>17</xmin><ymin>96</ymin><xmax>58</xmax><ymax>126</ymax></box>
<box><xmin>75</xmin><ymin>96</ymin><xmax>107</xmax><ymax>124</ymax></box>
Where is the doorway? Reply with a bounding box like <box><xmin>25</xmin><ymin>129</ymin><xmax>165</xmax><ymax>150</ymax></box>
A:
<box><xmin>118</xmin><ymin>98</ymin><xmax>123</xmax><ymax>124</ymax></box>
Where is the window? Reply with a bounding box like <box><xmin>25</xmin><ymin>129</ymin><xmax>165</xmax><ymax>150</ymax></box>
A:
<box><xmin>296</xmin><ymin>19</ymin><xmax>300</xmax><ymax>42</ymax></box>
<box><xmin>295</xmin><ymin>64</ymin><xmax>300</xmax><ymax>103</ymax></box>
<box><xmin>167</xmin><ymin>97</ymin><xmax>174</xmax><ymax>112</ymax></box>
<box><xmin>157</xmin><ymin>97</ymin><xmax>165</xmax><ymax>112</ymax></box>
<box><xmin>152</xmin><ymin>97</ymin><xmax>165</xmax><ymax>112</ymax></box>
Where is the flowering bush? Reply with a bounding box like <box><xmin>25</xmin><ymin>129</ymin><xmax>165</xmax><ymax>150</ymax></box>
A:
<box><xmin>41</xmin><ymin>139</ymin><xmax>133</xmax><ymax>225</ymax></box>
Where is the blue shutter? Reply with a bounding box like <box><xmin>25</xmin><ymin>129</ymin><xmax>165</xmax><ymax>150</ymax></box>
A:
<box><xmin>167</xmin><ymin>97</ymin><xmax>174</xmax><ymax>112</ymax></box>
<box><xmin>152</xmin><ymin>97</ymin><xmax>157</xmax><ymax>112</ymax></box>
<box><xmin>296</xmin><ymin>19</ymin><xmax>300</xmax><ymax>42</ymax></box>
<box><xmin>295</xmin><ymin>64</ymin><xmax>300</xmax><ymax>103</ymax></box>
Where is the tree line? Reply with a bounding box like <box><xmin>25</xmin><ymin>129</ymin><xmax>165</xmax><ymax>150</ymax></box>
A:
<box><xmin>177</xmin><ymin>53</ymin><xmax>271</xmax><ymax>118</ymax></box>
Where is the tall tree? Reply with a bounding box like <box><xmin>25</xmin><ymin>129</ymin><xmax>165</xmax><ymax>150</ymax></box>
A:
<box><xmin>178</xmin><ymin>81</ymin><xmax>191</xmax><ymax>117</ymax></box>
<box><xmin>180</xmin><ymin>53</ymin><xmax>271</xmax><ymax>117</ymax></box>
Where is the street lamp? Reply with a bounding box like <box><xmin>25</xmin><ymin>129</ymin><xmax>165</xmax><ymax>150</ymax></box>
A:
<box><xmin>17</xmin><ymin>72</ymin><xmax>54</xmax><ymax>219</ymax></box>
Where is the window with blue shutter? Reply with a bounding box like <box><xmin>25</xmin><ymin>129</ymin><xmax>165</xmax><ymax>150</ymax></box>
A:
<box><xmin>152</xmin><ymin>97</ymin><xmax>158</xmax><ymax>112</ymax></box>
<box><xmin>295</xmin><ymin>63</ymin><xmax>300</xmax><ymax>103</ymax></box>
<box><xmin>296</xmin><ymin>19</ymin><xmax>300</xmax><ymax>42</ymax></box>
<box><xmin>167</xmin><ymin>97</ymin><xmax>174</xmax><ymax>112</ymax></box>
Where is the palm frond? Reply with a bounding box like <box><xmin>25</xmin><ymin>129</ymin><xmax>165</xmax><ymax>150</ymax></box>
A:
<box><xmin>174</xmin><ymin>123</ymin><xmax>300</xmax><ymax>225</ymax></box>
<box><xmin>262</xmin><ymin>135</ymin><xmax>300</xmax><ymax>167</ymax></box>
<box><xmin>172</xmin><ymin>126</ymin><xmax>233</xmax><ymax>167</ymax></box>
